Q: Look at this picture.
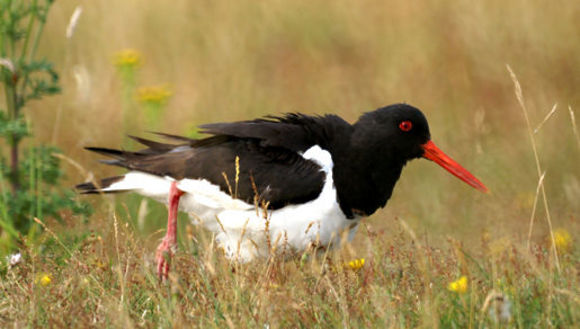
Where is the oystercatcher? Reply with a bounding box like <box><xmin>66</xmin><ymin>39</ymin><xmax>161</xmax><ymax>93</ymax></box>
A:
<box><xmin>78</xmin><ymin>103</ymin><xmax>487</xmax><ymax>279</ymax></box>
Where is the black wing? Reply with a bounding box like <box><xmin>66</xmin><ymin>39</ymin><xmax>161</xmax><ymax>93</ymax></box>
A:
<box><xmin>79</xmin><ymin>114</ymin><xmax>352</xmax><ymax>208</ymax></box>
<box><xmin>199</xmin><ymin>113</ymin><xmax>350</xmax><ymax>152</ymax></box>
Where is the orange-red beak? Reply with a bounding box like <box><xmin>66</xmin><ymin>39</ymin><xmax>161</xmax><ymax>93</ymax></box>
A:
<box><xmin>422</xmin><ymin>140</ymin><xmax>488</xmax><ymax>193</ymax></box>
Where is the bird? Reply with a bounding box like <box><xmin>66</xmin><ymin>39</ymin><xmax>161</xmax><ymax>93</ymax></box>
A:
<box><xmin>77</xmin><ymin>103</ymin><xmax>487</xmax><ymax>280</ymax></box>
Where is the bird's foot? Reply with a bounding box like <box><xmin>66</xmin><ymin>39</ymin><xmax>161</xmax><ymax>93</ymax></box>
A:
<box><xmin>156</xmin><ymin>181</ymin><xmax>184</xmax><ymax>281</ymax></box>
<box><xmin>156</xmin><ymin>237</ymin><xmax>176</xmax><ymax>281</ymax></box>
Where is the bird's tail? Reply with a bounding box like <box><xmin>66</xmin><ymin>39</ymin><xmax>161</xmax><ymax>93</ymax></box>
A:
<box><xmin>78</xmin><ymin>134</ymin><xmax>199</xmax><ymax>195</ymax></box>
<box><xmin>75</xmin><ymin>175</ymin><xmax>128</xmax><ymax>194</ymax></box>
<box><xmin>77</xmin><ymin>135</ymin><xmax>184</xmax><ymax>194</ymax></box>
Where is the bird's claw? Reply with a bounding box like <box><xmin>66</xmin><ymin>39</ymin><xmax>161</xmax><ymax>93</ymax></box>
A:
<box><xmin>156</xmin><ymin>238</ymin><xmax>175</xmax><ymax>281</ymax></box>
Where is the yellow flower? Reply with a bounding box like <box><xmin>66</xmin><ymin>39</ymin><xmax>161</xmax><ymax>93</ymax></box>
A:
<box><xmin>553</xmin><ymin>228</ymin><xmax>572</xmax><ymax>253</ymax></box>
<box><xmin>347</xmin><ymin>258</ymin><xmax>365</xmax><ymax>271</ymax></box>
<box><xmin>114</xmin><ymin>49</ymin><xmax>142</xmax><ymax>68</ymax></box>
<box><xmin>35</xmin><ymin>273</ymin><xmax>52</xmax><ymax>287</ymax></box>
<box><xmin>137</xmin><ymin>85</ymin><xmax>172</xmax><ymax>106</ymax></box>
<box><xmin>448</xmin><ymin>275</ymin><xmax>468</xmax><ymax>293</ymax></box>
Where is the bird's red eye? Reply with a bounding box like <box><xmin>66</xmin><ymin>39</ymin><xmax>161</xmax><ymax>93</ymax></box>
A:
<box><xmin>399</xmin><ymin>120</ymin><xmax>413</xmax><ymax>132</ymax></box>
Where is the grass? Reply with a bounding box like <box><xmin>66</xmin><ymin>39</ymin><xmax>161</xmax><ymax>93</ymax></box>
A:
<box><xmin>1</xmin><ymin>215</ymin><xmax>577</xmax><ymax>328</ymax></box>
<box><xmin>0</xmin><ymin>0</ymin><xmax>579</xmax><ymax>327</ymax></box>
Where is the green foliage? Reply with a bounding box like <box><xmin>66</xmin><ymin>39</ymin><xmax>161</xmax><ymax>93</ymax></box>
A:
<box><xmin>1</xmin><ymin>147</ymin><xmax>92</xmax><ymax>233</ymax></box>
<box><xmin>0</xmin><ymin>111</ymin><xmax>29</xmax><ymax>142</ymax></box>
<box><xmin>0</xmin><ymin>0</ymin><xmax>91</xmax><ymax>248</ymax></box>
<box><xmin>20</xmin><ymin>59</ymin><xmax>61</xmax><ymax>102</ymax></box>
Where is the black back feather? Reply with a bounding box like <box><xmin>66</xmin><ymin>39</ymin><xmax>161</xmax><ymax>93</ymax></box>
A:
<box><xmin>80</xmin><ymin>114</ymin><xmax>345</xmax><ymax>209</ymax></box>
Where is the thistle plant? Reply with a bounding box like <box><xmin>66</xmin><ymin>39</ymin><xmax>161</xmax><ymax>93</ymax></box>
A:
<box><xmin>0</xmin><ymin>0</ymin><xmax>91</xmax><ymax>248</ymax></box>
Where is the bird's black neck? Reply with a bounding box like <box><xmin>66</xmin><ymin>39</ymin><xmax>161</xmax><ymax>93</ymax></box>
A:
<box><xmin>332</xmin><ymin>142</ymin><xmax>405</xmax><ymax>219</ymax></box>
<box><xmin>313</xmin><ymin>119</ymin><xmax>406</xmax><ymax>219</ymax></box>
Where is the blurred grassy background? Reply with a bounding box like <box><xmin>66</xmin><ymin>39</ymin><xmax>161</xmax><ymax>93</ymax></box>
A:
<box><xmin>24</xmin><ymin>0</ymin><xmax>579</xmax><ymax>246</ymax></box>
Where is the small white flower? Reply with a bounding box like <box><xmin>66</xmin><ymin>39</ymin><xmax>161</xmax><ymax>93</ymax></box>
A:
<box><xmin>8</xmin><ymin>252</ymin><xmax>22</xmax><ymax>267</ymax></box>
<box><xmin>0</xmin><ymin>58</ymin><xmax>15</xmax><ymax>73</ymax></box>
<box><xmin>483</xmin><ymin>291</ymin><xmax>512</xmax><ymax>323</ymax></box>
<box><xmin>489</xmin><ymin>294</ymin><xmax>512</xmax><ymax>323</ymax></box>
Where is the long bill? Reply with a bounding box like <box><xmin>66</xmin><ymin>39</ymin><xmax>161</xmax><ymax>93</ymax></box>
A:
<box><xmin>422</xmin><ymin>140</ymin><xmax>488</xmax><ymax>193</ymax></box>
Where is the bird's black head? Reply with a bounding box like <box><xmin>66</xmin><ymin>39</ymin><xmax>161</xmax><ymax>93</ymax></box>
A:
<box><xmin>352</xmin><ymin>103</ymin><xmax>487</xmax><ymax>193</ymax></box>
<box><xmin>330</xmin><ymin>103</ymin><xmax>487</xmax><ymax>218</ymax></box>
<box><xmin>353</xmin><ymin>103</ymin><xmax>431</xmax><ymax>163</ymax></box>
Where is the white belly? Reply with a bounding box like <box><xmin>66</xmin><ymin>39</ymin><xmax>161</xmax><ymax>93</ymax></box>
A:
<box><xmin>178</xmin><ymin>145</ymin><xmax>361</xmax><ymax>261</ymax></box>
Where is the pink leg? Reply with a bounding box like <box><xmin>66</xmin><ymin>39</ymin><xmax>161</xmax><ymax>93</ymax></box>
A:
<box><xmin>156</xmin><ymin>181</ymin><xmax>184</xmax><ymax>281</ymax></box>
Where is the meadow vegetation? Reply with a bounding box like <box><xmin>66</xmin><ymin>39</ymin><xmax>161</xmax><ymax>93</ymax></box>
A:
<box><xmin>0</xmin><ymin>0</ymin><xmax>578</xmax><ymax>328</ymax></box>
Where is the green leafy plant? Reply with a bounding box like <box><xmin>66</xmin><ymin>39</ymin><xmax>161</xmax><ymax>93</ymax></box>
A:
<box><xmin>0</xmin><ymin>0</ymin><xmax>91</xmax><ymax>248</ymax></box>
